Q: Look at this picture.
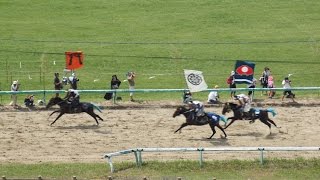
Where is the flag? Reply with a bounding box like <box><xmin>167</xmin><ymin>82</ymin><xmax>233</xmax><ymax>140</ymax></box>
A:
<box><xmin>234</xmin><ymin>60</ymin><xmax>255</xmax><ymax>84</ymax></box>
<box><xmin>65</xmin><ymin>51</ymin><xmax>84</xmax><ymax>70</ymax></box>
<box><xmin>184</xmin><ymin>69</ymin><xmax>208</xmax><ymax>92</ymax></box>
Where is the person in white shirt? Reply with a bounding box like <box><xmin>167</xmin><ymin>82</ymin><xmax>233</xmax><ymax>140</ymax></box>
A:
<box><xmin>281</xmin><ymin>77</ymin><xmax>295</xmax><ymax>102</ymax></box>
<box><xmin>10</xmin><ymin>80</ymin><xmax>20</xmax><ymax>107</ymax></box>
<box><xmin>207</xmin><ymin>85</ymin><xmax>220</xmax><ymax>104</ymax></box>
<box><xmin>247</xmin><ymin>78</ymin><xmax>257</xmax><ymax>101</ymax></box>
<box><xmin>234</xmin><ymin>94</ymin><xmax>251</xmax><ymax>119</ymax></box>
<box><xmin>187</xmin><ymin>100</ymin><xmax>205</xmax><ymax>121</ymax></box>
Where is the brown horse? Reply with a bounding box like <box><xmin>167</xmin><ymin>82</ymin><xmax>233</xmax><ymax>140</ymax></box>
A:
<box><xmin>46</xmin><ymin>97</ymin><xmax>104</xmax><ymax>126</ymax></box>
<box><xmin>173</xmin><ymin>106</ymin><xmax>227</xmax><ymax>139</ymax></box>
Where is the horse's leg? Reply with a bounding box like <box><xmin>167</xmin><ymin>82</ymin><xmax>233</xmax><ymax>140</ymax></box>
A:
<box><xmin>50</xmin><ymin>112</ymin><xmax>64</xmax><ymax>126</ymax></box>
<box><xmin>174</xmin><ymin>123</ymin><xmax>188</xmax><ymax>133</ymax></box>
<box><xmin>207</xmin><ymin>125</ymin><xmax>216</xmax><ymax>139</ymax></box>
<box><xmin>267</xmin><ymin>118</ymin><xmax>280</xmax><ymax>128</ymax></box>
<box><xmin>49</xmin><ymin>110</ymin><xmax>60</xmax><ymax>117</ymax></box>
<box><xmin>259</xmin><ymin>119</ymin><xmax>272</xmax><ymax>134</ymax></box>
<box><xmin>86</xmin><ymin>112</ymin><xmax>99</xmax><ymax>125</ymax></box>
<box><xmin>224</xmin><ymin>117</ymin><xmax>236</xmax><ymax>129</ymax></box>
<box><xmin>216</xmin><ymin>124</ymin><xmax>227</xmax><ymax>138</ymax></box>
<box><xmin>95</xmin><ymin>114</ymin><xmax>104</xmax><ymax>121</ymax></box>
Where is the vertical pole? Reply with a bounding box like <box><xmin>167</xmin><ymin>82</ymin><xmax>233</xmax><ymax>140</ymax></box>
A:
<box><xmin>138</xmin><ymin>150</ymin><xmax>143</xmax><ymax>166</ymax></box>
<box><xmin>107</xmin><ymin>157</ymin><xmax>114</xmax><ymax>173</ymax></box>
<box><xmin>198</xmin><ymin>148</ymin><xmax>204</xmax><ymax>168</ymax></box>
<box><xmin>134</xmin><ymin>151</ymin><xmax>139</xmax><ymax>167</ymax></box>
<box><xmin>260</xmin><ymin>149</ymin><xmax>264</xmax><ymax>165</ymax></box>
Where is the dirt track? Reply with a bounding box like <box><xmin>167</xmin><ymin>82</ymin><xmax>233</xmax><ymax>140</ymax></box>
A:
<box><xmin>0</xmin><ymin>98</ymin><xmax>319</xmax><ymax>164</ymax></box>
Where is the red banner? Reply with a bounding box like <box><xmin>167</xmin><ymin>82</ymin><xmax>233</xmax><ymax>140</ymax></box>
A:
<box><xmin>65</xmin><ymin>51</ymin><xmax>84</xmax><ymax>70</ymax></box>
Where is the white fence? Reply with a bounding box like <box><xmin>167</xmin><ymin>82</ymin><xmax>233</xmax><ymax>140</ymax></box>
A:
<box><xmin>103</xmin><ymin>147</ymin><xmax>320</xmax><ymax>173</ymax></box>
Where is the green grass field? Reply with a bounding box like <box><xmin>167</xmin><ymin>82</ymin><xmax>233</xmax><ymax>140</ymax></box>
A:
<box><xmin>1</xmin><ymin>159</ymin><xmax>320</xmax><ymax>179</ymax></box>
<box><xmin>1</xmin><ymin>0</ymin><xmax>320</xmax><ymax>103</ymax></box>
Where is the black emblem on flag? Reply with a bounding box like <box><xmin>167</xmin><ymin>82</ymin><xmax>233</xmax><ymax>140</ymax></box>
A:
<box><xmin>187</xmin><ymin>73</ymin><xmax>202</xmax><ymax>85</ymax></box>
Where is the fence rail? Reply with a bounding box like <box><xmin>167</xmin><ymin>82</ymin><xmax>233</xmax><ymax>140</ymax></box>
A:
<box><xmin>103</xmin><ymin>147</ymin><xmax>320</xmax><ymax>173</ymax></box>
<box><xmin>1</xmin><ymin>87</ymin><xmax>320</xmax><ymax>95</ymax></box>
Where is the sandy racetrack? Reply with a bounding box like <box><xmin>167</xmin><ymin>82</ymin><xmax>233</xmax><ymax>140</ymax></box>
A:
<box><xmin>0</xmin><ymin>99</ymin><xmax>319</xmax><ymax>164</ymax></box>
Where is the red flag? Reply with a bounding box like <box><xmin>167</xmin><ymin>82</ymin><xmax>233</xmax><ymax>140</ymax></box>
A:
<box><xmin>65</xmin><ymin>51</ymin><xmax>84</xmax><ymax>70</ymax></box>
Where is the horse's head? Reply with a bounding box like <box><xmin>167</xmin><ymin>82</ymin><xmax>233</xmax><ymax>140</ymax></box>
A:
<box><xmin>222</xmin><ymin>102</ymin><xmax>232</xmax><ymax>115</ymax></box>
<box><xmin>46</xmin><ymin>97</ymin><xmax>64</xmax><ymax>109</ymax></box>
<box><xmin>173</xmin><ymin>106</ymin><xmax>188</xmax><ymax>118</ymax></box>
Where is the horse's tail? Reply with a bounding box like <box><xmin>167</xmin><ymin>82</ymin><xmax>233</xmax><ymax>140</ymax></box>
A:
<box><xmin>266</xmin><ymin>108</ymin><xmax>277</xmax><ymax>117</ymax></box>
<box><xmin>91</xmin><ymin>103</ymin><xmax>102</xmax><ymax>113</ymax></box>
<box><xmin>219</xmin><ymin>115</ymin><xmax>228</xmax><ymax>126</ymax></box>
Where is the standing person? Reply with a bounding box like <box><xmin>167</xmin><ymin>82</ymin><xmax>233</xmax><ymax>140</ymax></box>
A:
<box><xmin>10</xmin><ymin>80</ymin><xmax>20</xmax><ymax>107</ymax></box>
<box><xmin>54</xmin><ymin>72</ymin><xmax>63</xmax><ymax>97</ymax></box>
<box><xmin>281</xmin><ymin>77</ymin><xmax>295</xmax><ymax>102</ymax></box>
<box><xmin>207</xmin><ymin>85</ymin><xmax>220</xmax><ymax>104</ymax></box>
<box><xmin>227</xmin><ymin>71</ymin><xmax>236</xmax><ymax>98</ymax></box>
<box><xmin>268</xmin><ymin>74</ymin><xmax>276</xmax><ymax>99</ymax></box>
<box><xmin>68</xmin><ymin>73</ymin><xmax>79</xmax><ymax>90</ymax></box>
<box><xmin>260</xmin><ymin>67</ymin><xmax>270</xmax><ymax>95</ymax></box>
<box><xmin>247</xmin><ymin>78</ymin><xmax>257</xmax><ymax>101</ymax></box>
<box><xmin>111</xmin><ymin>75</ymin><xmax>121</xmax><ymax>101</ymax></box>
<box><xmin>183</xmin><ymin>90</ymin><xmax>192</xmax><ymax>104</ymax></box>
<box><xmin>127</xmin><ymin>71</ymin><xmax>136</xmax><ymax>102</ymax></box>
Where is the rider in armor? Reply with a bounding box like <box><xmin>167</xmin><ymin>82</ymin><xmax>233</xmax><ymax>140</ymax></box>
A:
<box><xmin>187</xmin><ymin>100</ymin><xmax>205</xmax><ymax>121</ymax></box>
<box><xmin>234</xmin><ymin>94</ymin><xmax>252</xmax><ymax>119</ymax></box>
<box><xmin>64</xmin><ymin>89</ymin><xmax>80</xmax><ymax>112</ymax></box>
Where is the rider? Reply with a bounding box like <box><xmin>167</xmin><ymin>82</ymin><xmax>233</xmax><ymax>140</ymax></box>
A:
<box><xmin>64</xmin><ymin>89</ymin><xmax>80</xmax><ymax>112</ymax></box>
<box><xmin>234</xmin><ymin>93</ymin><xmax>252</xmax><ymax>119</ymax></box>
<box><xmin>187</xmin><ymin>100</ymin><xmax>205</xmax><ymax>121</ymax></box>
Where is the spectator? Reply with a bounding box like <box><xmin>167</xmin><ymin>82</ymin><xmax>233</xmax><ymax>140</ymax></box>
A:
<box><xmin>281</xmin><ymin>77</ymin><xmax>295</xmax><ymax>102</ymax></box>
<box><xmin>260</xmin><ymin>67</ymin><xmax>270</xmax><ymax>95</ymax></box>
<box><xmin>207</xmin><ymin>85</ymin><xmax>220</xmax><ymax>104</ymax></box>
<box><xmin>111</xmin><ymin>75</ymin><xmax>121</xmax><ymax>101</ymax></box>
<box><xmin>54</xmin><ymin>72</ymin><xmax>63</xmax><ymax>97</ymax></box>
<box><xmin>183</xmin><ymin>90</ymin><xmax>192</xmax><ymax>104</ymax></box>
<box><xmin>227</xmin><ymin>71</ymin><xmax>236</xmax><ymax>98</ymax></box>
<box><xmin>247</xmin><ymin>78</ymin><xmax>257</xmax><ymax>101</ymax></box>
<box><xmin>24</xmin><ymin>94</ymin><xmax>35</xmax><ymax>107</ymax></box>
<box><xmin>127</xmin><ymin>71</ymin><xmax>136</xmax><ymax>102</ymax></box>
<box><xmin>68</xmin><ymin>73</ymin><xmax>79</xmax><ymax>90</ymax></box>
<box><xmin>268</xmin><ymin>74</ymin><xmax>276</xmax><ymax>99</ymax></box>
<box><xmin>9</xmin><ymin>80</ymin><xmax>20</xmax><ymax>107</ymax></box>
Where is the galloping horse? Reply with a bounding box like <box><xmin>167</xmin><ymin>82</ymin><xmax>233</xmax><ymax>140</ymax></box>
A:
<box><xmin>172</xmin><ymin>106</ymin><xmax>227</xmax><ymax>139</ymax></box>
<box><xmin>222</xmin><ymin>102</ymin><xmax>280</xmax><ymax>133</ymax></box>
<box><xmin>46</xmin><ymin>97</ymin><xmax>104</xmax><ymax>126</ymax></box>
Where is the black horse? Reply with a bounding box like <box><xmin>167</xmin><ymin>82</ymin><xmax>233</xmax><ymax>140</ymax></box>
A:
<box><xmin>46</xmin><ymin>97</ymin><xmax>104</xmax><ymax>126</ymax></box>
<box><xmin>172</xmin><ymin>106</ymin><xmax>227</xmax><ymax>139</ymax></box>
<box><xmin>222</xmin><ymin>102</ymin><xmax>280</xmax><ymax>133</ymax></box>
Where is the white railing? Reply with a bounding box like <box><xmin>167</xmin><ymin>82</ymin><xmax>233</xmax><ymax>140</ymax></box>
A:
<box><xmin>0</xmin><ymin>87</ymin><xmax>320</xmax><ymax>95</ymax></box>
<box><xmin>103</xmin><ymin>147</ymin><xmax>320</xmax><ymax>173</ymax></box>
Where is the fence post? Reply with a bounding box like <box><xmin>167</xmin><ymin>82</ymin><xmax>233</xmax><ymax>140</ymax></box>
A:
<box><xmin>134</xmin><ymin>150</ymin><xmax>139</xmax><ymax>167</ymax></box>
<box><xmin>107</xmin><ymin>157</ymin><xmax>114</xmax><ymax>173</ymax></box>
<box><xmin>137</xmin><ymin>149</ymin><xmax>143</xmax><ymax>167</ymax></box>
<box><xmin>198</xmin><ymin>148</ymin><xmax>204</xmax><ymax>167</ymax></box>
<box><xmin>259</xmin><ymin>148</ymin><xmax>265</xmax><ymax>164</ymax></box>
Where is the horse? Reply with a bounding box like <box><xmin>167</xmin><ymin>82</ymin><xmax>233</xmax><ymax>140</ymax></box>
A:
<box><xmin>172</xmin><ymin>106</ymin><xmax>227</xmax><ymax>139</ymax></box>
<box><xmin>222</xmin><ymin>102</ymin><xmax>280</xmax><ymax>133</ymax></box>
<box><xmin>46</xmin><ymin>97</ymin><xmax>104</xmax><ymax>126</ymax></box>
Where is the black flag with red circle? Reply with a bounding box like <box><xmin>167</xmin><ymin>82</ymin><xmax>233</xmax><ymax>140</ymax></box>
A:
<box><xmin>234</xmin><ymin>60</ymin><xmax>255</xmax><ymax>84</ymax></box>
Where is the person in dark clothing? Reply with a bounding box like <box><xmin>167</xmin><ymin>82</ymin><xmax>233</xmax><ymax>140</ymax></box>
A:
<box><xmin>111</xmin><ymin>75</ymin><xmax>121</xmax><ymax>101</ymax></box>
<box><xmin>24</xmin><ymin>95</ymin><xmax>35</xmax><ymax>107</ymax></box>
<box><xmin>54</xmin><ymin>73</ymin><xmax>63</xmax><ymax>97</ymax></box>
<box><xmin>228</xmin><ymin>71</ymin><xmax>236</xmax><ymax>98</ymax></box>
<box><xmin>68</xmin><ymin>73</ymin><xmax>79</xmax><ymax>90</ymax></box>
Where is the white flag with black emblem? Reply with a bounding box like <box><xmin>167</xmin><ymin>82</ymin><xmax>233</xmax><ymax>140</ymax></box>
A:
<box><xmin>184</xmin><ymin>69</ymin><xmax>208</xmax><ymax>92</ymax></box>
